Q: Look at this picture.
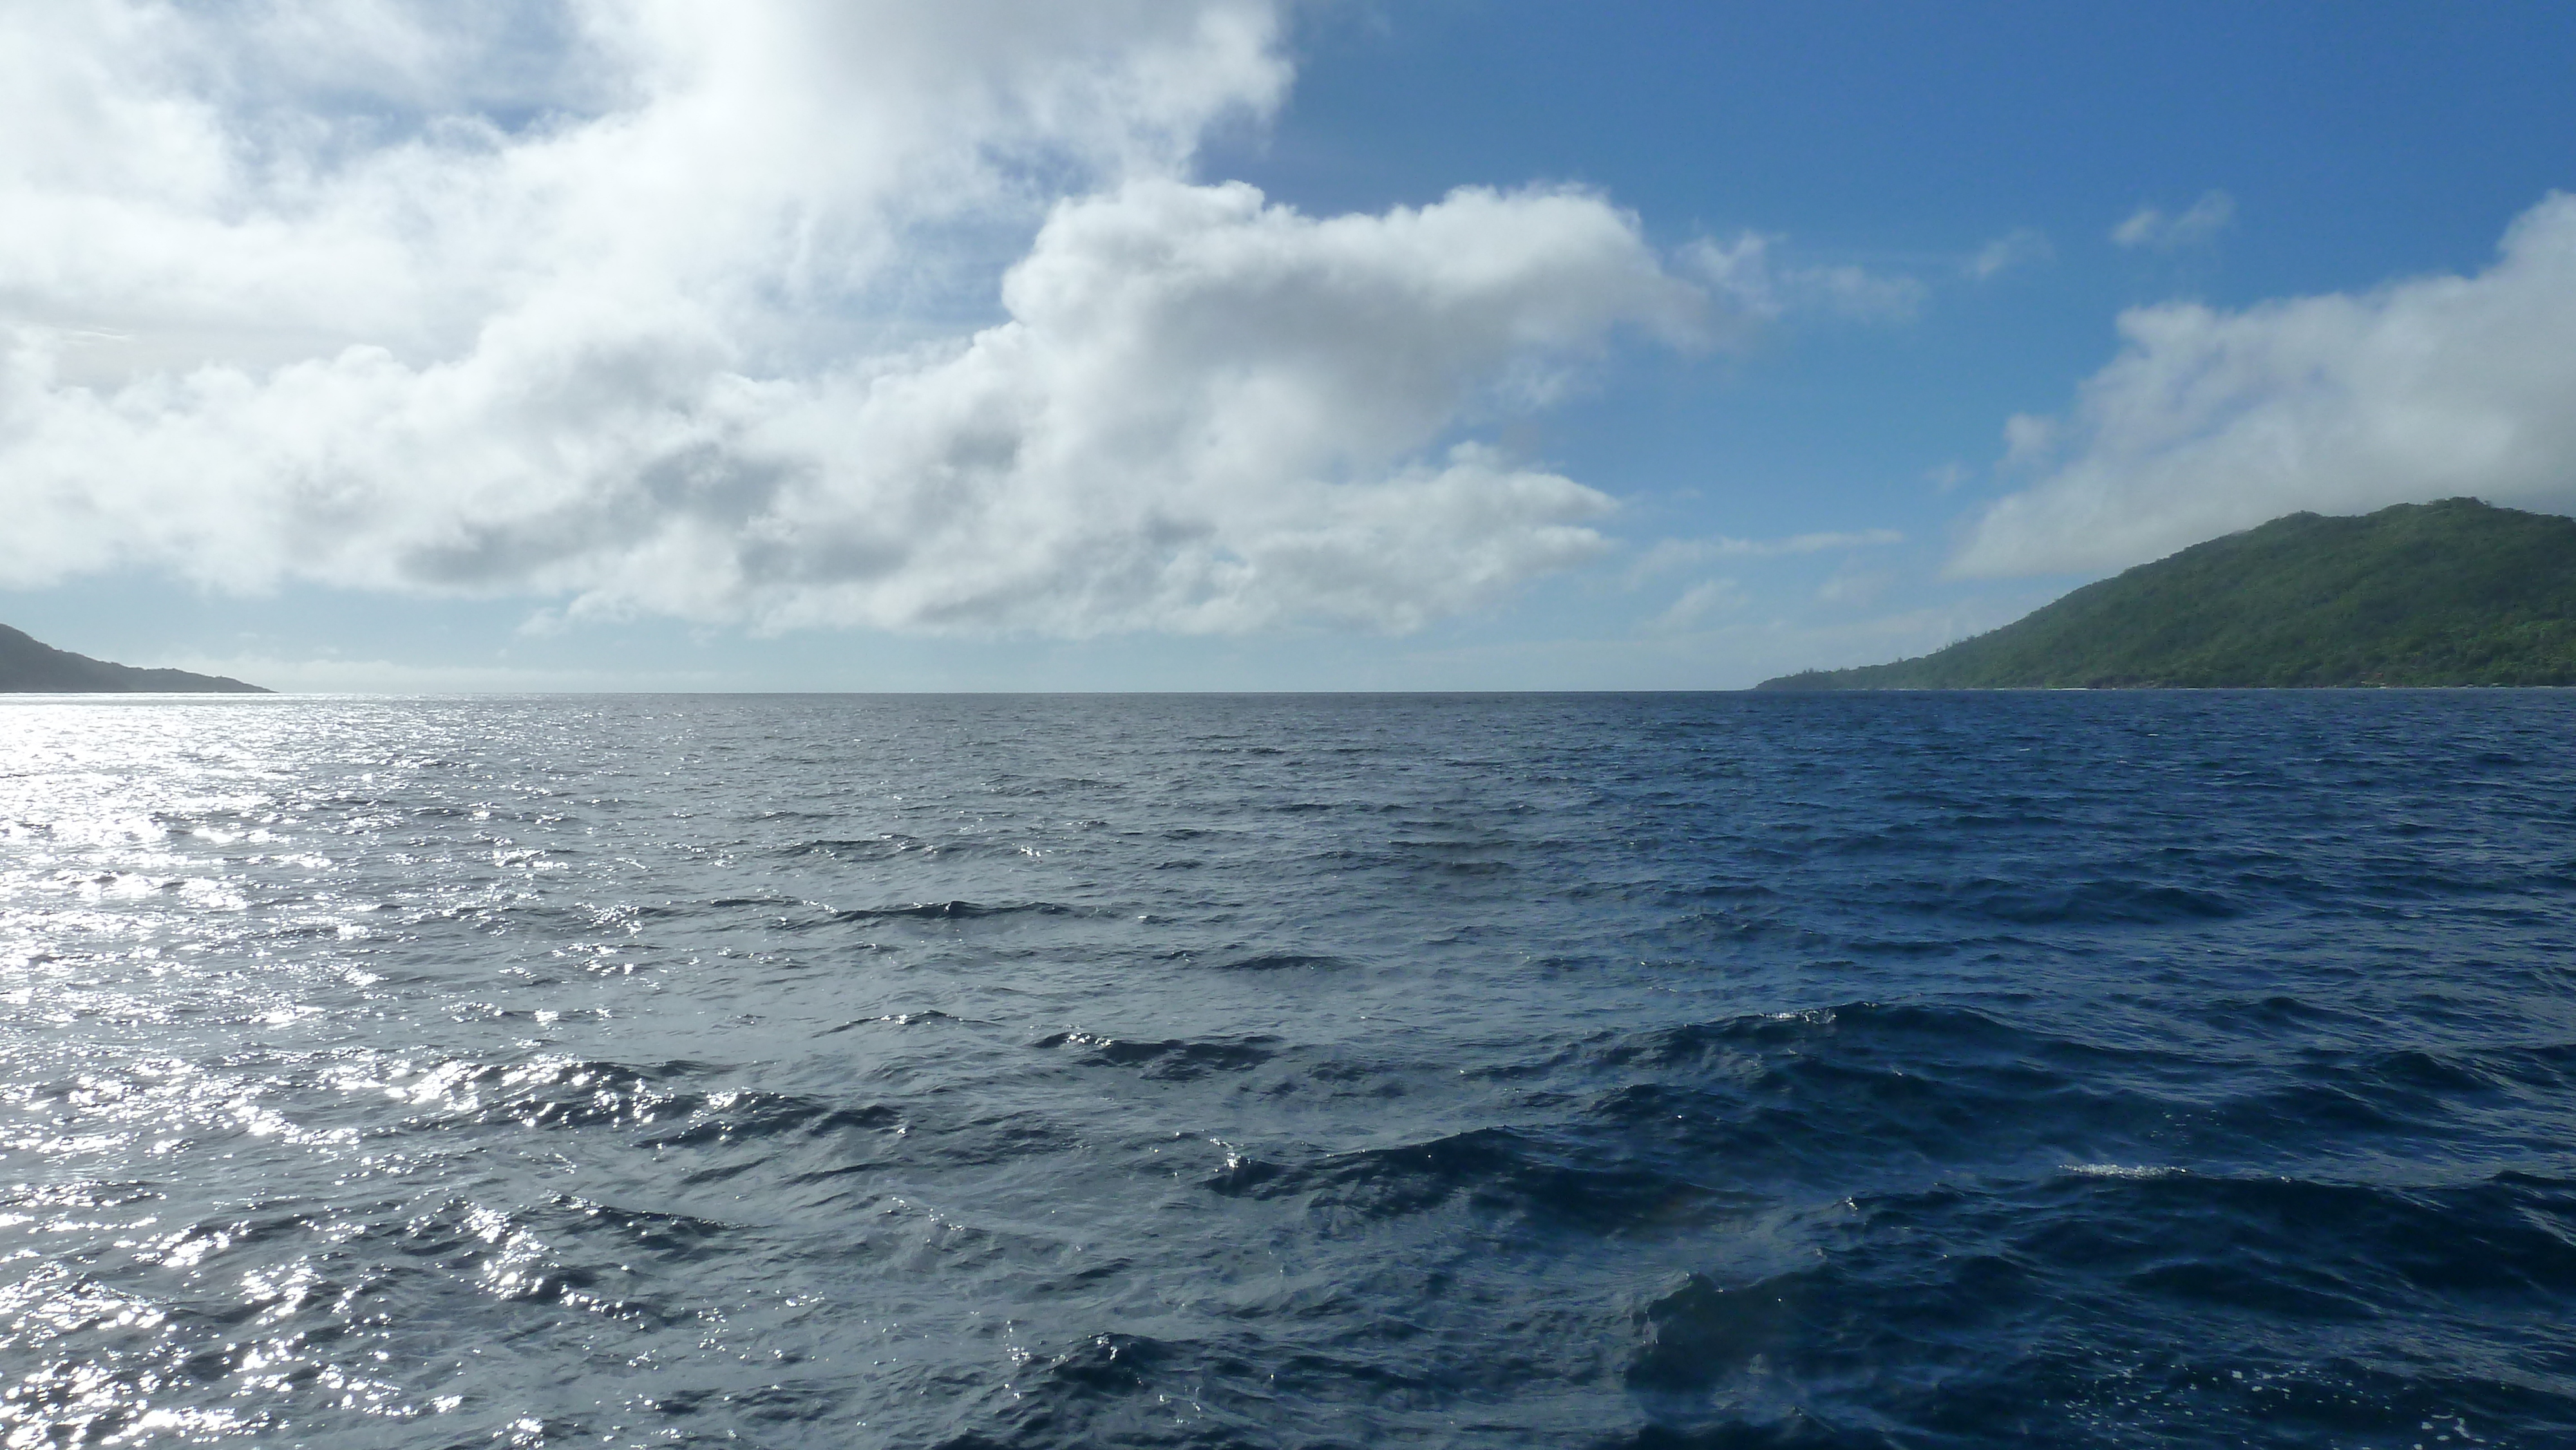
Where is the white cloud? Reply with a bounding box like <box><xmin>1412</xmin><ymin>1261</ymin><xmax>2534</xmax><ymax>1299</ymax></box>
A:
<box><xmin>0</xmin><ymin>1</ymin><xmax>1709</xmax><ymax>637</ymax></box>
<box><xmin>1965</xmin><ymin>227</ymin><xmax>2052</xmax><ymax>280</ymax></box>
<box><xmin>1682</xmin><ymin>234</ymin><xmax>1924</xmax><ymax>323</ymax></box>
<box><xmin>2000</xmin><ymin>412</ymin><xmax>2058</xmax><ymax>466</ymax></box>
<box><xmin>2110</xmin><ymin>190</ymin><xmax>2235</xmax><ymax>250</ymax></box>
<box><xmin>1629</xmin><ymin>527</ymin><xmax>1903</xmax><ymax>582</ymax></box>
<box><xmin>1956</xmin><ymin>193</ymin><xmax>2576</xmax><ymax>577</ymax></box>
<box><xmin>1814</xmin><ymin>565</ymin><xmax>1892</xmax><ymax>607</ymax></box>
<box><xmin>1648</xmin><ymin>577</ymin><xmax>1746</xmax><ymax>632</ymax></box>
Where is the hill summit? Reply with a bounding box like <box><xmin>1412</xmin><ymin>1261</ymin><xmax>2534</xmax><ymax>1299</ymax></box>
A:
<box><xmin>1759</xmin><ymin>498</ymin><xmax>2576</xmax><ymax>690</ymax></box>
<box><xmin>1</xmin><ymin>624</ymin><xmax>270</xmax><ymax>693</ymax></box>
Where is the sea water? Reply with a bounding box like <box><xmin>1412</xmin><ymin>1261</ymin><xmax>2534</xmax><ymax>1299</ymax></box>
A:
<box><xmin>3</xmin><ymin>691</ymin><xmax>2571</xmax><ymax>1447</ymax></box>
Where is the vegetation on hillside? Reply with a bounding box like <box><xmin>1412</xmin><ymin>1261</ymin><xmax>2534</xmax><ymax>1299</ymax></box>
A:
<box><xmin>1759</xmin><ymin>498</ymin><xmax>2576</xmax><ymax>689</ymax></box>
<box><xmin>0</xmin><ymin>624</ymin><xmax>270</xmax><ymax>693</ymax></box>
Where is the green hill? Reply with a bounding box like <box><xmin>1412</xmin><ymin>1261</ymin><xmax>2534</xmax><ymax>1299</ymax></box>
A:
<box><xmin>1</xmin><ymin>624</ymin><xmax>270</xmax><ymax>693</ymax></box>
<box><xmin>1758</xmin><ymin>498</ymin><xmax>2576</xmax><ymax>690</ymax></box>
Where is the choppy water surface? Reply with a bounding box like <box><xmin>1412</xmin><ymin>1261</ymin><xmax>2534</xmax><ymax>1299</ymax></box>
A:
<box><xmin>3</xmin><ymin>692</ymin><xmax>2573</xmax><ymax>1448</ymax></box>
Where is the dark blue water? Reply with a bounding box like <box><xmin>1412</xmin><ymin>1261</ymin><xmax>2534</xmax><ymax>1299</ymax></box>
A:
<box><xmin>3</xmin><ymin>692</ymin><xmax>2572</xmax><ymax>1448</ymax></box>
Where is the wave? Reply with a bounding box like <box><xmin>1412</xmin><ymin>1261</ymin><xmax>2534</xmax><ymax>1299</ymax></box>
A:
<box><xmin>1208</xmin><ymin>1125</ymin><xmax>1731</xmax><ymax>1236</ymax></box>
<box><xmin>20</xmin><ymin>691</ymin><xmax>2576</xmax><ymax>1446</ymax></box>
<box><xmin>1034</xmin><ymin>1031</ymin><xmax>1281</xmax><ymax>1080</ymax></box>
<box><xmin>828</xmin><ymin>899</ymin><xmax>1086</xmax><ymax>922</ymax></box>
<box><xmin>1208</xmin><ymin>951</ymin><xmax>1354</xmax><ymax>972</ymax></box>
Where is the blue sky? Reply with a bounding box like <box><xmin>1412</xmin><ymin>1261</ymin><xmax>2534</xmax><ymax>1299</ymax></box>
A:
<box><xmin>5</xmin><ymin>1</ymin><xmax>2573</xmax><ymax>690</ymax></box>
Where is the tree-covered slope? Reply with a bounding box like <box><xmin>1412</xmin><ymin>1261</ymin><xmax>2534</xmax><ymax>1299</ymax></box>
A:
<box><xmin>0</xmin><ymin>624</ymin><xmax>270</xmax><ymax>693</ymax></box>
<box><xmin>1759</xmin><ymin>498</ymin><xmax>2576</xmax><ymax>690</ymax></box>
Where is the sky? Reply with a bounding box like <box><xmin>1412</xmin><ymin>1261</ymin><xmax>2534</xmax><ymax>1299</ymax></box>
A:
<box><xmin>4</xmin><ymin>0</ymin><xmax>2573</xmax><ymax>692</ymax></box>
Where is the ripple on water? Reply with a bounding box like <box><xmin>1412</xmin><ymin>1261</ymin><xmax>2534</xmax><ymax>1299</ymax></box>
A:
<box><xmin>3</xmin><ymin>691</ymin><xmax>2575</xmax><ymax>1447</ymax></box>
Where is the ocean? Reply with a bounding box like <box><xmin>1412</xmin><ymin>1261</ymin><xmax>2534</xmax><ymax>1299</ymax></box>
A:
<box><xmin>3</xmin><ymin>691</ymin><xmax>2571</xmax><ymax>1447</ymax></box>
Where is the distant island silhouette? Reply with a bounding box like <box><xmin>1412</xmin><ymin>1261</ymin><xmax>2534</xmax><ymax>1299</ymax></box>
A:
<box><xmin>1761</xmin><ymin>498</ymin><xmax>2576</xmax><ymax>689</ymax></box>
<box><xmin>1</xmin><ymin>624</ymin><xmax>270</xmax><ymax>693</ymax></box>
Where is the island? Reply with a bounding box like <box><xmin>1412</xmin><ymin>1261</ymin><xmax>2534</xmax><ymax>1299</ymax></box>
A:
<box><xmin>1758</xmin><ymin>498</ymin><xmax>2576</xmax><ymax>689</ymax></box>
<box><xmin>1</xmin><ymin>624</ymin><xmax>270</xmax><ymax>693</ymax></box>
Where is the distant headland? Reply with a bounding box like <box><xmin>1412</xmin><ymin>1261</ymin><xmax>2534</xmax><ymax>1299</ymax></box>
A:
<box><xmin>1</xmin><ymin>624</ymin><xmax>270</xmax><ymax>693</ymax></box>
<box><xmin>1760</xmin><ymin>498</ymin><xmax>2576</xmax><ymax>690</ymax></box>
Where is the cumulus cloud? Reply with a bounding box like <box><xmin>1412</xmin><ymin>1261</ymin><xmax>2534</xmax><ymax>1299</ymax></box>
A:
<box><xmin>0</xmin><ymin>1</ymin><xmax>1708</xmax><ymax>636</ymax></box>
<box><xmin>1956</xmin><ymin>193</ymin><xmax>2576</xmax><ymax>577</ymax></box>
<box><xmin>2110</xmin><ymin>190</ymin><xmax>2235</xmax><ymax>250</ymax></box>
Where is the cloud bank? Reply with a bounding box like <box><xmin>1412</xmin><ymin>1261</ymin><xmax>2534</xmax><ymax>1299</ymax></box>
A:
<box><xmin>1957</xmin><ymin>193</ymin><xmax>2576</xmax><ymax>578</ymax></box>
<box><xmin>0</xmin><ymin>1</ymin><xmax>1705</xmax><ymax>636</ymax></box>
